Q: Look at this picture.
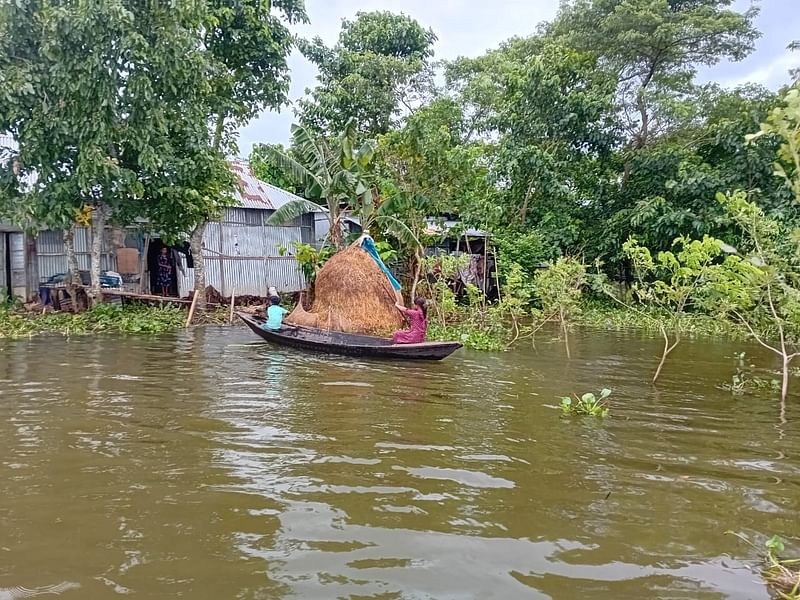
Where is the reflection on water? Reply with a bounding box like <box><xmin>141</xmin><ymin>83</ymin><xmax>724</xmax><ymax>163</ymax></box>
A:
<box><xmin>0</xmin><ymin>326</ymin><xmax>798</xmax><ymax>598</ymax></box>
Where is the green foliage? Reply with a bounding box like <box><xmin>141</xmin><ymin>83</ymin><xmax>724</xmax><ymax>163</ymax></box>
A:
<box><xmin>560</xmin><ymin>389</ymin><xmax>611</xmax><ymax>417</ymax></box>
<box><xmin>0</xmin><ymin>0</ymin><xmax>306</xmax><ymax>259</ymax></box>
<box><xmin>551</xmin><ymin>0</ymin><xmax>759</xmax><ymax>150</ymax></box>
<box><xmin>747</xmin><ymin>87</ymin><xmax>800</xmax><ymax>200</ymax></box>
<box><xmin>416</xmin><ymin>253</ymin><xmax>538</xmax><ymax>351</ymax></box>
<box><xmin>249</xmin><ymin>143</ymin><xmax>299</xmax><ymax>193</ymax></box>
<box><xmin>576</xmin><ymin>301</ymin><xmax>745</xmax><ymax>339</ymax></box>
<box><xmin>377</xmin><ymin>97</ymin><xmax>491</xmax><ymax>223</ymax></box>
<box><xmin>534</xmin><ymin>258</ymin><xmax>587</xmax><ymax>321</ymax></box>
<box><xmin>706</xmin><ymin>190</ymin><xmax>800</xmax><ymax>400</ymax></box>
<box><xmin>266</xmin><ymin>120</ymin><xmax>377</xmax><ymax>248</ymax></box>
<box><xmin>373</xmin><ymin>240</ymin><xmax>398</xmax><ymax>263</ymax></box>
<box><xmin>297</xmin><ymin>11</ymin><xmax>436</xmax><ymax>137</ymax></box>
<box><xmin>287</xmin><ymin>241</ymin><xmax>333</xmax><ymax>282</ymax></box>
<box><xmin>0</xmin><ymin>303</ymin><xmax>185</xmax><ymax>339</ymax></box>
<box><xmin>728</xmin><ymin>532</ymin><xmax>800</xmax><ymax>599</ymax></box>
<box><xmin>446</xmin><ymin>39</ymin><xmax>617</xmax><ymax>247</ymax></box>
<box><xmin>624</xmin><ymin>235</ymin><xmax>723</xmax><ymax>312</ymax></box>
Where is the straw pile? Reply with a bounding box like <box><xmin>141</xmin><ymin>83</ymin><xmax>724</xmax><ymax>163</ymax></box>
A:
<box><xmin>286</xmin><ymin>245</ymin><xmax>404</xmax><ymax>335</ymax></box>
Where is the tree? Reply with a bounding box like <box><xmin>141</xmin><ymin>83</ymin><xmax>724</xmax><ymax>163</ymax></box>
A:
<box><xmin>446</xmin><ymin>39</ymin><xmax>618</xmax><ymax>252</ymax></box>
<box><xmin>376</xmin><ymin>97</ymin><xmax>491</xmax><ymax>294</ymax></box>
<box><xmin>623</xmin><ymin>235</ymin><xmax>724</xmax><ymax>383</ymax></box>
<box><xmin>0</xmin><ymin>1</ymin><xmax>223</xmax><ymax>305</ymax></box>
<box><xmin>297</xmin><ymin>11</ymin><xmax>437</xmax><ymax>137</ymax></box>
<box><xmin>250</xmin><ymin>143</ymin><xmax>299</xmax><ymax>193</ymax></box>
<box><xmin>265</xmin><ymin>120</ymin><xmax>377</xmax><ymax>249</ymax></box>
<box><xmin>598</xmin><ymin>84</ymin><xmax>793</xmax><ymax>264</ymax></box>
<box><xmin>550</xmin><ymin>0</ymin><xmax>760</xmax><ymax>154</ymax></box>
<box><xmin>188</xmin><ymin>0</ymin><xmax>308</xmax><ymax>310</ymax></box>
<box><xmin>705</xmin><ymin>87</ymin><xmax>800</xmax><ymax>405</ymax></box>
<box><xmin>707</xmin><ymin>191</ymin><xmax>800</xmax><ymax>407</ymax></box>
<box><xmin>377</xmin><ymin>97</ymin><xmax>490</xmax><ymax>220</ymax></box>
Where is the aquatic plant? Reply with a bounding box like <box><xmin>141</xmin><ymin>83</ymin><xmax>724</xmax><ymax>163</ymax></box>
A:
<box><xmin>728</xmin><ymin>532</ymin><xmax>800</xmax><ymax>599</ymax></box>
<box><xmin>0</xmin><ymin>303</ymin><xmax>187</xmax><ymax>339</ymax></box>
<box><xmin>559</xmin><ymin>389</ymin><xmax>610</xmax><ymax>417</ymax></box>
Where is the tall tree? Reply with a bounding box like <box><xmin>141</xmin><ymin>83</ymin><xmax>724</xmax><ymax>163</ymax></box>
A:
<box><xmin>550</xmin><ymin>0</ymin><xmax>760</xmax><ymax>155</ymax></box>
<box><xmin>188</xmin><ymin>0</ymin><xmax>308</xmax><ymax>309</ymax></box>
<box><xmin>297</xmin><ymin>11</ymin><xmax>437</xmax><ymax>137</ymax></box>
<box><xmin>0</xmin><ymin>1</ymin><xmax>222</xmax><ymax>304</ymax></box>
<box><xmin>446</xmin><ymin>39</ymin><xmax>619</xmax><ymax>254</ymax></box>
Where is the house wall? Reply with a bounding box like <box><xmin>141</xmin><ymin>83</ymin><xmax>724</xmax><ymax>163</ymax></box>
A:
<box><xmin>176</xmin><ymin>212</ymin><xmax>308</xmax><ymax>297</ymax></box>
<box><xmin>5</xmin><ymin>209</ymin><xmax>314</xmax><ymax>301</ymax></box>
<box><xmin>35</xmin><ymin>228</ymin><xmax>118</xmax><ymax>281</ymax></box>
<box><xmin>0</xmin><ymin>233</ymin><xmax>7</xmax><ymax>298</ymax></box>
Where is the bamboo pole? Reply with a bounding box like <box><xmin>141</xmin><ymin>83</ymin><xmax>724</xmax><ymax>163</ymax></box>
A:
<box><xmin>229</xmin><ymin>287</ymin><xmax>236</xmax><ymax>324</ymax></box>
<box><xmin>493</xmin><ymin>247</ymin><xmax>502</xmax><ymax>304</ymax></box>
<box><xmin>185</xmin><ymin>290</ymin><xmax>198</xmax><ymax>328</ymax></box>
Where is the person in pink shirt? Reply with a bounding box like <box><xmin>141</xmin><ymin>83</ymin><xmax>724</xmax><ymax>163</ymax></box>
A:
<box><xmin>391</xmin><ymin>297</ymin><xmax>428</xmax><ymax>344</ymax></box>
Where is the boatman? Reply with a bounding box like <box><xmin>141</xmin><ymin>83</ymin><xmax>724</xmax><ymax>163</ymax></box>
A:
<box><xmin>263</xmin><ymin>295</ymin><xmax>288</xmax><ymax>331</ymax></box>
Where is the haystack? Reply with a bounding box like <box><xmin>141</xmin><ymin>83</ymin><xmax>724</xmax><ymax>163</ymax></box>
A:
<box><xmin>286</xmin><ymin>245</ymin><xmax>404</xmax><ymax>335</ymax></box>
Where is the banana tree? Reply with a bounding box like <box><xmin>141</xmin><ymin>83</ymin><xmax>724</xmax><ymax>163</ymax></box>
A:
<box><xmin>266</xmin><ymin>119</ymin><xmax>377</xmax><ymax>248</ymax></box>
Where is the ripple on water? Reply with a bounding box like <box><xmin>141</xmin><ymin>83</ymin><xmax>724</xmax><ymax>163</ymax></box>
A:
<box><xmin>0</xmin><ymin>327</ymin><xmax>796</xmax><ymax>599</ymax></box>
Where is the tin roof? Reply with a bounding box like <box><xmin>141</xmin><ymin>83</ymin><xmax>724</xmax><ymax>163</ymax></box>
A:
<box><xmin>229</xmin><ymin>160</ymin><xmax>322</xmax><ymax>212</ymax></box>
<box><xmin>424</xmin><ymin>219</ymin><xmax>487</xmax><ymax>238</ymax></box>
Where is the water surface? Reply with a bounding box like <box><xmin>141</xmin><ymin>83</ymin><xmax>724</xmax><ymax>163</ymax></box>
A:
<box><xmin>0</xmin><ymin>326</ymin><xmax>798</xmax><ymax>598</ymax></box>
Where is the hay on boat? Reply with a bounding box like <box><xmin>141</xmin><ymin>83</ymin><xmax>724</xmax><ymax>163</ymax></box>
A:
<box><xmin>286</xmin><ymin>245</ymin><xmax>404</xmax><ymax>335</ymax></box>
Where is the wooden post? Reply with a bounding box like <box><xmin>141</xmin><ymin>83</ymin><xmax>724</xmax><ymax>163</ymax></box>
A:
<box><xmin>482</xmin><ymin>240</ymin><xmax>489</xmax><ymax>302</ymax></box>
<box><xmin>229</xmin><ymin>287</ymin><xmax>236</xmax><ymax>324</ymax></box>
<box><xmin>139</xmin><ymin>234</ymin><xmax>150</xmax><ymax>294</ymax></box>
<box><xmin>493</xmin><ymin>247</ymin><xmax>502</xmax><ymax>304</ymax></box>
<box><xmin>185</xmin><ymin>290</ymin><xmax>198</xmax><ymax>328</ymax></box>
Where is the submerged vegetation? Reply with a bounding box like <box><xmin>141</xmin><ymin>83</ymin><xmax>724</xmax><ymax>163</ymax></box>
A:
<box><xmin>0</xmin><ymin>303</ymin><xmax>193</xmax><ymax>339</ymax></box>
<box><xmin>729</xmin><ymin>532</ymin><xmax>800</xmax><ymax>599</ymax></box>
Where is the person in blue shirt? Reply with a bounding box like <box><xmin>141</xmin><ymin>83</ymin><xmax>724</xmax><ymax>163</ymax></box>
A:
<box><xmin>264</xmin><ymin>296</ymin><xmax>289</xmax><ymax>331</ymax></box>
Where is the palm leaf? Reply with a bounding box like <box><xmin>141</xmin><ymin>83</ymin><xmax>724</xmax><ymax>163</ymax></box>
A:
<box><xmin>267</xmin><ymin>198</ymin><xmax>323</xmax><ymax>226</ymax></box>
<box><xmin>289</xmin><ymin>124</ymin><xmax>328</xmax><ymax>181</ymax></box>
<box><xmin>376</xmin><ymin>215</ymin><xmax>424</xmax><ymax>253</ymax></box>
<box><xmin>356</xmin><ymin>139</ymin><xmax>377</xmax><ymax>168</ymax></box>
<box><xmin>264</xmin><ymin>145</ymin><xmax>323</xmax><ymax>199</ymax></box>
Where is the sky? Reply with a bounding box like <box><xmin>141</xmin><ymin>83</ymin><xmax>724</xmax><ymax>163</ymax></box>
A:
<box><xmin>237</xmin><ymin>0</ymin><xmax>800</xmax><ymax>155</ymax></box>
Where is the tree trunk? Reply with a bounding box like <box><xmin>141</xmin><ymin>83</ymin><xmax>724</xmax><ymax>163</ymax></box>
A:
<box><xmin>88</xmin><ymin>205</ymin><xmax>106</xmax><ymax>307</ymax></box>
<box><xmin>781</xmin><ymin>353</ymin><xmax>791</xmax><ymax>404</ymax></box>
<box><xmin>63</xmin><ymin>225</ymin><xmax>87</xmax><ymax>312</ymax></box>
<box><xmin>653</xmin><ymin>327</ymin><xmax>680</xmax><ymax>384</ymax></box>
<box><xmin>190</xmin><ymin>221</ymin><xmax>207</xmax><ymax>311</ymax></box>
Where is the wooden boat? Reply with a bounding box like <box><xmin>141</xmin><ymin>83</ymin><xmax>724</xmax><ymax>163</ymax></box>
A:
<box><xmin>237</xmin><ymin>313</ymin><xmax>462</xmax><ymax>360</ymax></box>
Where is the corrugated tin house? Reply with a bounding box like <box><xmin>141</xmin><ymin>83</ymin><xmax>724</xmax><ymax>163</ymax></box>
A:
<box><xmin>174</xmin><ymin>160</ymin><xmax>321</xmax><ymax>298</ymax></box>
<box><xmin>1</xmin><ymin>138</ymin><xmax>323</xmax><ymax>301</ymax></box>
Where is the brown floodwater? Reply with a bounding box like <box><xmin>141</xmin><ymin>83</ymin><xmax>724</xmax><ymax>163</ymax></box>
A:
<box><xmin>0</xmin><ymin>325</ymin><xmax>798</xmax><ymax>599</ymax></box>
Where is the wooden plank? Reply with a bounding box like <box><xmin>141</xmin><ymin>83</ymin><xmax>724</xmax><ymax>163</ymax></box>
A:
<box><xmin>185</xmin><ymin>290</ymin><xmax>198</xmax><ymax>327</ymax></box>
<box><xmin>99</xmin><ymin>288</ymin><xmax>193</xmax><ymax>304</ymax></box>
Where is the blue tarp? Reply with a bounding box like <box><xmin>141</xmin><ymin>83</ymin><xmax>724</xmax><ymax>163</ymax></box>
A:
<box><xmin>361</xmin><ymin>238</ymin><xmax>401</xmax><ymax>291</ymax></box>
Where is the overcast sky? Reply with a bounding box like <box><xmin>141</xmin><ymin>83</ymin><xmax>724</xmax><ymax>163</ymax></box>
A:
<box><xmin>237</xmin><ymin>0</ymin><xmax>800</xmax><ymax>155</ymax></box>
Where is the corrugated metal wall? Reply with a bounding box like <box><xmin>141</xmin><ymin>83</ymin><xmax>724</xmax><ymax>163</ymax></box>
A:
<box><xmin>36</xmin><ymin>228</ymin><xmax>117</xmax><ymax>280</ymax></box>
<box><xmin>177</xmin><ymin>218</ymin><xmax>307</xmax><ymax>297</ymax></box>
<box><xmin>0</xmin><ymin>234</ymin><xmax>6</xmax><ymax>297</ymax></box>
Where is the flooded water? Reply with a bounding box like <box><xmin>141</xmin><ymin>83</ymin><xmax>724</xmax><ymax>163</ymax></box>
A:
<box><xmin>0</xmin><ymin>326</ymin><xmax>798</xmax><ymax>599</ymax></box>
